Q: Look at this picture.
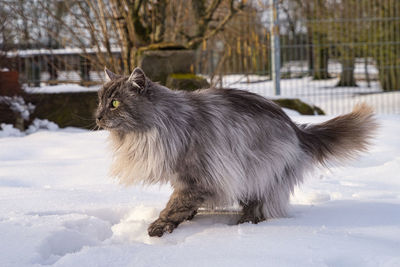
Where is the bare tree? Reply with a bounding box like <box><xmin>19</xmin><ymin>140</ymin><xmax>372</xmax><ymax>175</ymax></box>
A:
<box><xmin>292</xmin><ymin>0</ymin><xmax>331</xmax><ymax>80</ymax></box>
<box><xmin>370</xmin><ymin>0</ymin><xmax>400</xmax><ymax>91</ymax></box>
<box><xmin>327</xmin><ymin>0</ymin><xmax>360</xmax><ymax>87</ymax></box>
<box><xmin>32</xmin><ymin>0</ymin><xmax>246</xmax><ymax>74</ymax></box>
<box><xmin>0</xmin><ymin>5</ymin><xmax>14</xmax><ymax>69</ymax></box>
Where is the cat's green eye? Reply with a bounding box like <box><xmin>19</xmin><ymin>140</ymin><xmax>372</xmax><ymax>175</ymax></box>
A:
<box><xmin>112</xmin><ymin>100</ymin><xmax>120</xmax><ymax>109</ymax></box>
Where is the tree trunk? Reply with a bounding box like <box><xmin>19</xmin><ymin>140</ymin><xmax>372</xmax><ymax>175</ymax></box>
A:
<box><xmin>312</xmin><ymin>32</ymin><xmax>330</xmax><ymax>80</ymax></box>
<box><xmin>364</xmin><ymin>57</ymin><xmax>371</xmax><ymax>88</ymax></box>
<box><xmin>337</xmin><ymin>57</ymin><xmax>356</xmax><ymax>87</ymax></box>
<box><xmin>47</xmin><ymin>55</ymin><xmax>58</xmax><ymax>82</ymax></box>
<box><xmin>306</xmin><ymin>26</ymin><xmax>314</xmax><ymax>76</ymax></box>
<box><xmin>375</xmin><ymin>41</ymin><xmax>400</xmax><ymax>92</ymax></box>
<box><xmin>376</xmin><ymin>58</ymin><xmax>400</xmax><ymax>92</ymax></box>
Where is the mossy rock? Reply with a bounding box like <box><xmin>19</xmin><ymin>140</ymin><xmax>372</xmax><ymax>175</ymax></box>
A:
<box><xmin>272</xmin><ymin>98</ymin><xmax>325</xmax><ymax>115</ymax></box>
<box><xmin>166</xmin><ymin>73</ymin><xmax>210</xmax><ymax>91</ymax></box>
<box><xmin>138</xmin><ymin>49</ymin><xmax>195</xmax><ymax>85</ymax></box>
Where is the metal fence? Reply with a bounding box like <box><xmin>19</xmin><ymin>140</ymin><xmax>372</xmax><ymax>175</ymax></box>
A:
<box><xmin>198</xmin><ymin>0</ymin><xmax>400</xmax><ymax>114</ymax></box>
<box><xmin>3</xmin><ymin>49</ymin><xmax>113</xmax><ymax>87</ymax></box>
<box><xmin>2</xmin><ymin>0</ymin><xmax>400</xmax><ymax>115</ymax></box>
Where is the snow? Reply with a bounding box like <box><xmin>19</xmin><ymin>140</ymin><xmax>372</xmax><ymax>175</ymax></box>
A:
<box><xmin>0</xmin><ymin>123</ymin><xmax>24</xmax><ymax>137</ymax></box>
<box><xmin>0</xmin><ymin>114</ymin><xmax>399</xmax><ymax>267</ymax></box>
<box><xmin>281</xmin><ymin>58</ymin><xmax>379</xmax><ymax>76</ymax></box>
<box><xmin>36</xmin><ymin>71</ymin><xmax>105</xmax><ymax>85</ymax></box>
<box><xmin>26</xmin><ymin>119</ymin><xmax>59</xmax><ymax>134</ymax></box>
<box><xmin>6</xmin><ymin>47</ymin><xmax>121</xmax><ymax>58</ymax></box>
<box><xmin>24</xmin><ymin>84</ymin><xmax>100</xmax><ymax>94</ymax></box>
<box><xmin>0</xmin><ymin>119</ymin><xmax>59</xmax><ymax>137</ymax></box>
<box><xmin>219</xmin><ymin>75</ymin><xmax>400</xmax><ymax>115</ymax></box>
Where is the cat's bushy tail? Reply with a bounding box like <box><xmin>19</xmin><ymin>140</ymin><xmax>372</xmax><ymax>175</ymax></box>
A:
<box><xmin>298</xmin><ymin>103</ymin><xmax>378</xmax><ymax>165</ymax></box>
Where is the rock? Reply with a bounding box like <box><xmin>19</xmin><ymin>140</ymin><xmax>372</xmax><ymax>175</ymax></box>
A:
<box><xmin>166</xmin><ymin>73</ymin><xmax>210</xmax><ymax>91</ymax></box>
<box><xmin>138</xmin><ymin>50</ymin><xmax>195</xmax><ymax>85</ymax></box>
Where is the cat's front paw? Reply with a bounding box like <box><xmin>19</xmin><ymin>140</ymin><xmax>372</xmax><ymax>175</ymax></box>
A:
<box><xmin>148</xmin><ymin>218</ymin><xmax>176</xmax><ymax>237</ymax></box>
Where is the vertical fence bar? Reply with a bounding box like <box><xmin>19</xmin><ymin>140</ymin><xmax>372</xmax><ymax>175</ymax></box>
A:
<box><xmin>270</xmin><ymin>0</ymin><xmax>281</xmax><ymax>95</ymax></box>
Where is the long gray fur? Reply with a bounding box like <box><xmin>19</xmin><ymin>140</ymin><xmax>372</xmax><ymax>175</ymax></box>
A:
<box><xmin>96</xmin><ymin>67</ymin><xmax>377</xmax><ymax>237</ymax></box>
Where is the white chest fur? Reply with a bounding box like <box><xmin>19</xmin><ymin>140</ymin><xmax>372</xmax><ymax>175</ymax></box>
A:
<box><xmin>108</xmin><ymin>129</ymin><xmax>171</xmax><ymax>185</ymax></box>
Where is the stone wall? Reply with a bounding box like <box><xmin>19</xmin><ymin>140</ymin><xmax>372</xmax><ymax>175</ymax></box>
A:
<box><xmin>25</xmin><ymin>92</ymin><xmax>98</xmax><ymax>129</ymax></box>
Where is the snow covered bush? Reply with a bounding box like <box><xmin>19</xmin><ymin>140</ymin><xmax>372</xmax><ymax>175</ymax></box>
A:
<box><xmin>0</xmin><ymin>96</ymin><xmax>35</xmax><ymax>120</ymax></box>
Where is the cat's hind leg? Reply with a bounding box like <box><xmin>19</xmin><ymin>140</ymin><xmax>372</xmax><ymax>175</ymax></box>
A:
<box><xmin>238</xmin><ymin>177</ymin><xmax>293</xmax><ymax>224</ymax></box>
<box><xmin>237</xmin><ymin>200</ymin><xmax>266</xmax><ymax>224</ymax></box>
<box><xmin>261</xmin><ymin>180</ymin><xmax>292</xmax><ymax>219</ymax></box>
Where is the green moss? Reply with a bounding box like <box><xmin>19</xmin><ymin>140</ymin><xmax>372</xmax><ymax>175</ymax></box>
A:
<box><xmin>169</xmin><ymin>73</ymin><xmax>203</xmax><ymax>80</ymax></box>
<box><xmin>272</xmin><ymin>98</ymin><xmax>325</xmax><ymax>115</ymax></box>
<box><xmin>166</xmin><ymin>73</ymin><xmax>210</xmax><ymax>91</ymax></box>
<box><xmin>312</xmin><ymin>105</ymin><xmax>325</xmax><ymax>115</ymax></box>
<box><xmin>139</xmin><ymin>42</ymin><xmax>187</xmax><ymax>52</ymax></box>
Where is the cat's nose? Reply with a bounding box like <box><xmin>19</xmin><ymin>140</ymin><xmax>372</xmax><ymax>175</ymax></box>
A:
<box><xmin>96</xmin><ymin>115</ymin><xmax>103</xmax><ymax>122</ymax></box>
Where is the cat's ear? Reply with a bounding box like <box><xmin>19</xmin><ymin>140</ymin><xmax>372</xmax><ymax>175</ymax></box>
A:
<box><xmin>104</xmin><ymin>67</ymin><xmax>120</xmax><ymax>82</ymax></box>
<box><xmin>128</xmin><ymin>67</ymin><xmax>147</xmax><ymax>92</ymax></box>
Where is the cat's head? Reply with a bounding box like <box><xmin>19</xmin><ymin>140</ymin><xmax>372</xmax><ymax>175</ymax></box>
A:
<box><xmin>96</xmin><ymin>67</ymin><xmax>155</xmax><ymax>133</ymax></box>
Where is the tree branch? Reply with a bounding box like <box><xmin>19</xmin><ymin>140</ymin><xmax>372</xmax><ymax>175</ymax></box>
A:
<box><xmin>188</xmin><ymin>0</ymin><xmax>245</xmax><ymax>49</ymax></box>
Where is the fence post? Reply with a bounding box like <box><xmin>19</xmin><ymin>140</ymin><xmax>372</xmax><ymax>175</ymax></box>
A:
<box><xmin>270</xmin><ymin>0</ymin><xmax>281</xmax><ymax>95</ymax></box>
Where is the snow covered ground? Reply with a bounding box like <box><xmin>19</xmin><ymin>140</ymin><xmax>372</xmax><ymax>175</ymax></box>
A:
<box><xmin>24</xmin><ymin>75</ymin><xmax>400</xmax><ymax>115</ymax></box>
<box><xmin>1</xmin><ymin>113</ymin><xmax>399</xmax><ymax>267</ymax></box>
<box><xmin>219</xmin><ymin>75</ymin><xmax>400</xmax><ymax>115</ymax></box>
<box><xmin>24</xmin><ymin>83</ymin><xmax>100</xmax><ymax>94</ymax></box>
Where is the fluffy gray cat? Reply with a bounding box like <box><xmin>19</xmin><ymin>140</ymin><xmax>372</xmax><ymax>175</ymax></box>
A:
<box><xmin>96</xmin><ymin>67</ymin><xmax>377</xmax><ymax>237</ymax></box>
